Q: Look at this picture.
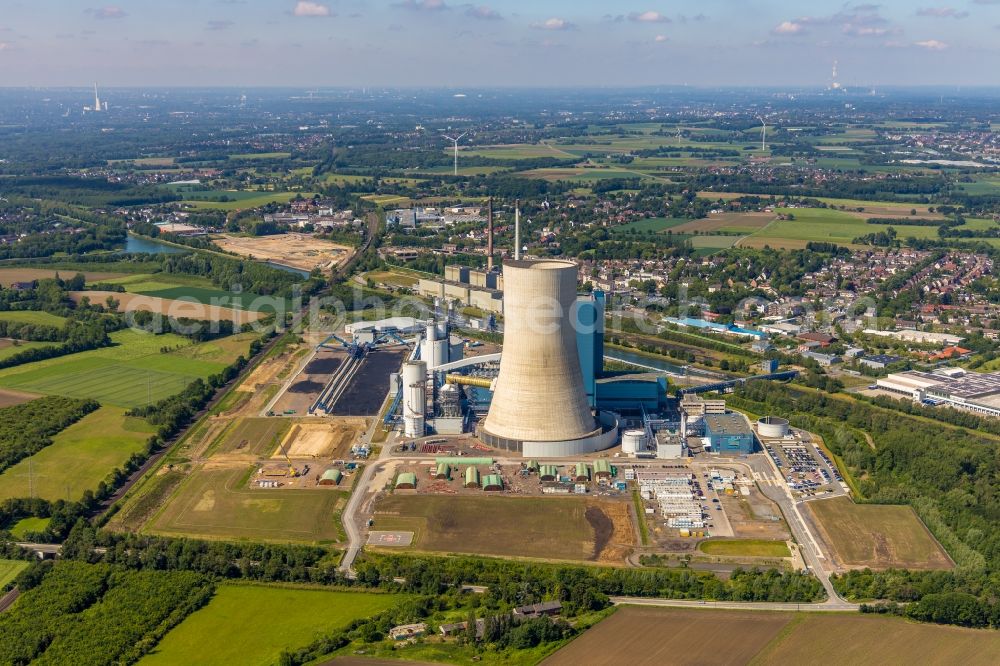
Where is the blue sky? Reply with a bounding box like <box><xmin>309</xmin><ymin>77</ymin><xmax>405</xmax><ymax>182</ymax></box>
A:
<box><xmin>0</xmin><ymin>1</ymin><xmax>997</xmax><ymax>87</ymax></box>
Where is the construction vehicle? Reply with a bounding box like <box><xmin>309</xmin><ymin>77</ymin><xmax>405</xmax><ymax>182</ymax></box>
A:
<box><xmin>278</xmin><ymin>440</ymin><xmax>299</xmax><ymax>477</ymax></box>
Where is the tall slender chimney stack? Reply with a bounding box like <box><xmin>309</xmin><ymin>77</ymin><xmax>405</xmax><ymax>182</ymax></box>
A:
<box><xmin>486</xmin><ymin>197</ymin><xmax>494</xmax><ymax>271</ymax></box>
<box><xmin>514</xmin><ymin>199</ymin><xmax>521</xmax><ymax>261</ymax></box>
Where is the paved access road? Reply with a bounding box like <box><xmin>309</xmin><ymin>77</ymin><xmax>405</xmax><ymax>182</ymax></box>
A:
<box><xmin>610</xmin><ymin>595</ymin><xmax>859</xmax><ymax>612</ymax></box>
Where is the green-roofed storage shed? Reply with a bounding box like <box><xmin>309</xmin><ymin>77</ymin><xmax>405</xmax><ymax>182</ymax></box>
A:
<box><xmin>482</xmin><ymin>474</ymin><xmax>503</xmax><ymax>491</ymax></box>
<box><xmin>464</xmin><ymin>466</ymin><xmax>480</xmax><ymax>488</ymax></box>
<box><xmin>395</xmin><ymin>472</ymin><xmax>417</xmax><ymax>490</ymax></box>
<box><xmin>574</xmin><ymin>462</ymin><xmax>591</xmax><ymax>482</ymax></box>
<box><xmin>435</xmin><ymin>462</ymin><xmax>451</xmax><ymax>480</ymax></box>
<box><xmin>319</xmin><ymin>469</ymin><xmax>343</xmax><ymax>486</ymax></box>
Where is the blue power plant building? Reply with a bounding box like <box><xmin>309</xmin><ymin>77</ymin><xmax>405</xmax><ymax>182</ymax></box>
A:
<box><xmin>704</xmin><ymin>413</ymin><xmax>756</xmax><ymax>454</ymax></box>
<box><xmin>574</xmin><ymin>289</ymin><xmax>667</xmax><ymax>413</ymax></box>
<box><xmin>575</xmin><ymin>290</ymin><xmax>605</xmax><ymax>408</ymax></box>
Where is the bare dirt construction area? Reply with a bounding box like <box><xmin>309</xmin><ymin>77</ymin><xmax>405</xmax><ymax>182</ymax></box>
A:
<box><xmin>213</xmin><ymin>233</ymin><xmax>351</xmax><ymax>272</ymax></box>
<box><xmin>69</xmin><ymin>291</ymin><xmax>264</xmax><ymax>325</ymax></box>
<box><xmin>0</xmin><ymin>387</ymin><xmax>39</xmax><ymax>407</ymax></box>
<box><xmin>0</xmin><ymin>268</ymin><xmax>127</xmax><ymax>286</ymax></box>
<box><xmin>543</xmin><ymin>607</ymin><xmax>793</xmax><ymax>666</ymax></box>
<box><xmin>805</xmin><ymin>495</ymin><xmax>953</xmax><ymax>571</ymax></box>
<box><xmin>277</xmin><ymin>419</ymin><xmax>367</xmax><ymax>459</ymax></box>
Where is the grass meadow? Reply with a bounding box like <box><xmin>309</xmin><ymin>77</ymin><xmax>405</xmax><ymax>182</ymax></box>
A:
<box><xmin>149</xmin><ymin>465</ymin><xmax>347</xmax><ymax>544</ymax></box>
<box><xmin>0</xmin><ymin>406</ymin><xmax>154</xmax><ymax>502</ymax></box>
<box><xmin>140</xmin><ymin>585</ymin><xmax>402</xmax><ymax>666</ymax></box>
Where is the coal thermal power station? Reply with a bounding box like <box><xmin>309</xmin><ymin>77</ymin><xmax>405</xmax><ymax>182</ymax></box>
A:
<box><xmin>480</xmin><ymin>259</ymin><xmax>618</xmax><ymax>457</ymax></box>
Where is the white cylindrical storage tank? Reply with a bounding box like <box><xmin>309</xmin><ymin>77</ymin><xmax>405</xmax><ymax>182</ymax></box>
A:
<box><xmin>426</xmin><ymin>322</ymin><xmax>437</xmax><ymax>342</ymax></box>
<box><xmin>402</xmin><ymin>360</ymin><xmax>427</xmax><ymax>423</ymax></box>
<box><xmin>404</xmin><ymin>415</ymin><xmax>425</xmax><ymax>438</ymax></box>
<box><xmin>622</xmin><ymin>429</ymin><xmax>647</xmax><ymax>455</ymax></box>
<box><xmin>482</xmin><ymin>260</ymin><xmax>597</xmax><ymax>449</ymax></box>
<box><xmin>757</xmin><ymin>416</ymin><xmax>789</xmax><ymax>438</ymax></box>
<box><xmin>433</xmin><ymin>339</ymin><xmax>449</xmax><ymax>367</ymax></box>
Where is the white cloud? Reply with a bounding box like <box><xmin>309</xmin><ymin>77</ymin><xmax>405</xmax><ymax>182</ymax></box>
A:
<box><xmin>293</xmin><ymin>2</ymin><xmax>331</xmax><ymax>17</ymax></box>
<box><xmin>396</xmin><ymin>0</ymin><xmax>449</xmax><ymax>11</ymax></box>
<box><xmin>87</xmin><ymin>6</ymin><xmax>127</xmax><ymax>20</ymax></box>
<box><xmin>844</xmin><ymin>25</ymin><xmax>891</xmax><ymax>37</ymax></box>
<box><xmin>629</xmin><ymin>11</ymin><xmax>671</xmax><ymax>24</ymax></box>
<box><xmin>465</xmin><ymin>5</ymin><xmax>501</xmax><ymax>20</ymax></box>
<box><xmin>654</xmin><ymin>34</ymin><xmax>668</xmax><ymax>42</ymax></box>
<box><xmin>915</xmin><ymin>39</ymin><xmax>949</xmax><ymax>50</ymax></box>
<box><xmin>916</xmin><ymin>7</ymin><xmax>969</xmax><ymax>18</ymax></box>
<box><xmin>533</xmin><ymin>17</ymin><xmax>575</xmax><ymax>31</ymax></box>
<box><xmin>772</xmin><ymin>21</ymin><xmax>804</xmax><ymax>34</ymax></box>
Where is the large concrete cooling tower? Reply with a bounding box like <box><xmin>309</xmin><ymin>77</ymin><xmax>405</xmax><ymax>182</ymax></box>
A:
<box><xmin>481</xmin><ymin>259</ymin><xmax>607</xmax><ymax>455</ymax></box>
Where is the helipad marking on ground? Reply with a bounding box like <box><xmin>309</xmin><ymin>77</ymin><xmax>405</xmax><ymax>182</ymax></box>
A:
<box><xmin>368</xmin><ymin>530</ymin><xmax>414</xmax><ymax>547</ymax></box>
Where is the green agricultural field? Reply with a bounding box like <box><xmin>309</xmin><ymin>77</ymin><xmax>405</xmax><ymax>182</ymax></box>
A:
<box><xmin>9</xmin><ymin>516</ymin><xmax>50</xmax><ymax>539</ymax></box>
<box><xmin>698</xmin><ymin>539</ymin><xmax>791</xmax><ymax>558</ymax></box>
<box><xmin>372</xmin><ymin>495</ymin><xmax>634</xmax><ymax>563</ymax></box>
<box><xmin>134</xmin><ymin>286</ymin><xmax>284</xmax><ymax>313</ymax></box>
<box><xmin>0</xmin><ymin>329</ymin><xmax>241</xmax><ymax>408</ymax></box>
<box><xmin>0</xmin><ymin>340</ymin><xmax>58</xmax><ymax>363</ymax></box>
<box><xmin>743</xmin><ymin>207</ymin><xmax>946</xmax><ymax>249</ymax></box>
<box><xmin>959</xmin><ymin>176</ymin><xmax>1000</xmax><ymax>196</ymax></box>
<box><xmin>148</xmin><ymin>465</ymin><xmax>347</xmax><ymax>543</ymax></box>
<box><xmin>228</xmin><ymin>152</ymin><xmax>292</xmax><ymax>160</ymax></box>
<box><xmin>0</xmin><ymin>311</ymin><xmax>67</xmax><ymax>327</ymax></box>
<box><xmin>518</xmin><ymin>167</ymin><xmax>653</xmax><ymax>183</ymax></box>
<box><xmin>0</xmin><ymin>407</ymin><xmax>154</xmax><ymax>502</ymax></box>
<box><xmin>806</xmin><ymin>496</ymin><xmax>952</xmax><ymax>570</ymax></box>
<box><xmin>141</xmin><ymin>585</ymin><xmax>402</xmax><ymax>666</ymax></box>
<box><xmin>360</xmin><ymin>194</ymin><xmax>411</xmax><ymax>207</ymax></box>
<box><xmin>184</xmin><ymin>191</ymin><xmax>315</xmax><ymax>211</ymax></box>
<box><xmin>458</xmin><ymin>143</ymin><xmax>567</xmax><ymax>159</ymax></box>
<box><xmin>611</xmin><ymin>218</ymin><xmax>691</xmax><ymax>235</ymax></box>
<box><xmin>0</xmin><ymin>560</ymin><xmax>28</xmax><ymax>588</ymax></box>
<box><xmin>415</xmin><ymin>165</ymin><xmax>510</xmax><ymax>176</ymax></box>
<box><xmin>690</xmin><ymin>235</ymin><xmax>740</xmax><ymax>249</ymax></box>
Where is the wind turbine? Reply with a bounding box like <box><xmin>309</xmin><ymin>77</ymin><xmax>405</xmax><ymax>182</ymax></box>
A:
<box><xmin>442</xmin><ymin>131</ymin><xmax>468</xmax><ymax>176</ymax></box>
<box><xmin>757</xmin><ymin>116</ymin><xmax>767</xmax><ymax>153</ymax></box>
<box><xmin>675</xmin><ymin>127</ymin><xmax>682</xmax><ymax>144</ymax></box>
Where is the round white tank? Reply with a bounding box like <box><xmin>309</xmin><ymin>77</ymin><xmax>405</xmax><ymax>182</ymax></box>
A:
<box><xmin>404</xmin><ymin>415</ymin><xmax>425</xmax><ymax>438</ymax></box>
<box><xmin>622</xmin><ymin>429</ymin><xmax>647</xmax><ymax>454</ymax></box>
<box><xmin>402</xmin><ymin>360</ymin><xmax>427</xmax><ymax>423</ymax></box>
<box><xmin>425</xmin><ymin>322</ymin><xmax>437</xmax><ymax>342</ymax></box>
<box><xmin>433</xmin><ymin>339</ymin><xmax>449</xmax><ymax>367</ymax></box>
<box><xmin>757</xmin><ymin>416</ymin><xmax>790</xmax><ymax>438</ymax></box>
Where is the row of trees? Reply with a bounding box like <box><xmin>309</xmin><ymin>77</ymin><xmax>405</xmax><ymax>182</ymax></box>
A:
<box><xmin>0</xmin><ymin>396</ymin><xmax>99</xmax><ymax>474</ymax></box>
<box><xmin>1</xmin><ymin>561</ymin><xmax>213</xmax><ymax>665</ymax></box>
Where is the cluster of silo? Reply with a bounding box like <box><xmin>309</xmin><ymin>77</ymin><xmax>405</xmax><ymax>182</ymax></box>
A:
<box><xmin>419</xmin><ymin>322</ymin><xmax>450</xmax><ymax>369</ymax></box>
<box><xmin>481</xmin><ymin>259</ymin><xmax>617</xmax><ymax>457</ymax></box>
